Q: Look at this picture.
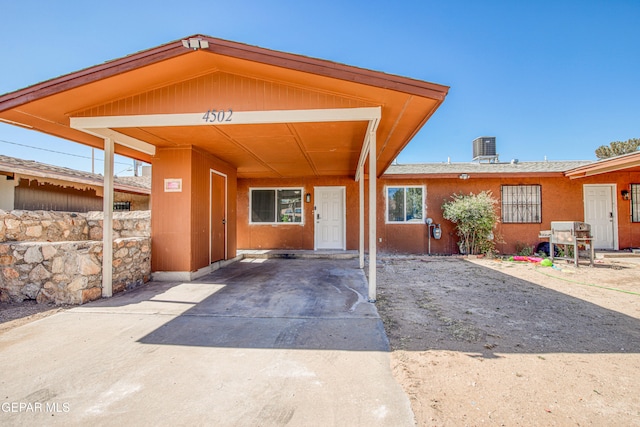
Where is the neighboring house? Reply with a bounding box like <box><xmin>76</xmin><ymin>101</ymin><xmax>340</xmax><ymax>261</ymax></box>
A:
<box><xmin>0</xmin><ymin>154</ymin><xmax>150</xmax><ymax>212</ymax></box>
<box><xmin>380</xmin><ymin>150</ymin><xmax>640</xmax><ymax>254</ymax></box>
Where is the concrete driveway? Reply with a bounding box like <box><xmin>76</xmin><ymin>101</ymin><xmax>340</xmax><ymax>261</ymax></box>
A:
<box><xmin>0</xmin><ymin>258</ymin><xmax>414</xmax><ymax>426</ymax></box>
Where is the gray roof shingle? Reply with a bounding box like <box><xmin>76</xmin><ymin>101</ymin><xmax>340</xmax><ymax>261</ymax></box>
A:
<box><xmin>0</xmin><ymin>154</ymin><xmax>150</xmax><ymax>193</ymax></box>
<box><xmin>384</xmin><ymin>160</ymin><xmax>594</xmax><ymax>176</ymax></box>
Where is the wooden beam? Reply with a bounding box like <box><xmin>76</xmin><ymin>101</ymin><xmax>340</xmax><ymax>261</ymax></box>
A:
<box><xmin>70</xmin><ymin>107</ymin><xmax>381</xmax><ymax>129</ymax></box>
<box><xmin>355</xmin><ymin>118</ymin><xmax>380</xmax><ymax>181</ymax></box>
<box><xmin>80</xmin><ymin>128</ymin><xmax>157</xmax><ymax>156</ymax></box>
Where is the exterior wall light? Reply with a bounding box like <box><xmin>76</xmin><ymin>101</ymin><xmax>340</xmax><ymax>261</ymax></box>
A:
<box><xmin>621</xmin><ymin>189</ymin><xmax>630</xmax><ymax>200</ymax></box>
<box><xmin>305</xmin><ymin>193</ymin><xmax>311</xmax><ymax>203</ymax></box>
<box><xmin>459</xmin><ymin>173</ymin><xmax>470</xmax><ymax>180</ymax></box>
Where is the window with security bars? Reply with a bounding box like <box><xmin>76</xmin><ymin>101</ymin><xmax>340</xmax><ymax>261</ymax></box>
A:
<box><xmin>632</xmin><ymin>184</ymin><xmax>640</xmax><ymax>222</ymax></box>
<box><xmin>501</xmin><ymin>185</ymin><xmax>541</xmax><ymax>223</ymax></box>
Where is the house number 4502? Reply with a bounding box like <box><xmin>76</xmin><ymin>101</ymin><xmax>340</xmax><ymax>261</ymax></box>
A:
<box><xmin>202</xmin><ymin>109</ymin><xmax>233</xmax><ymax>123</ymax></box>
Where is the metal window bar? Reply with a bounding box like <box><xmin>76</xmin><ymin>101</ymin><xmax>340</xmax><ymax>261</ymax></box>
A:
<box><xmin>501</xmin><ymin>185</ymin><xmax>541</xmax><ymax>223</ymax></box>
<box><xmin>632</xmin><ymin>184</ymin><xmax>640</xmax><ymax>222</ymax></box>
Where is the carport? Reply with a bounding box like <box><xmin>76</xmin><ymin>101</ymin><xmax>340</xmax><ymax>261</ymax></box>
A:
<box><xmin>0</xmin><ymin>35</ymin><xmax>448</xmax><ymax>301</ymax></box>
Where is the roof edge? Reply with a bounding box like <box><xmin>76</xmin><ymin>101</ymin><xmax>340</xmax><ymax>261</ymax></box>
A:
<box><xmin>0</xmin><ymin>34</ymin><xmax>449</xmax><ymax>114</ymax></box>
<box><xmin>565</xmin><ymin>151</ymin><xmax>640</xmax><ymax>178</ymax></box>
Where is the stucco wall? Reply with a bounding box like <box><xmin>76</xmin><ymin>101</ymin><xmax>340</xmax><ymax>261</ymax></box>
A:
<box><xmin>234</xmin><ymin>171</ymin><xmax>640</xmax><ymax>255</ymax></box>
<box><xmin>379</xmin><ymin>171</ymin><xmax>640</xmax><ymax>255</ymax></box>
<box><xmin>237</xmin><ymin>176</ymin><xmax>359</xmax><ymax>250</ymax></box>
<box><xmin>151</xmin><ymin>146</ymin><xmax>237</xmax><ymax>274</ymax></box>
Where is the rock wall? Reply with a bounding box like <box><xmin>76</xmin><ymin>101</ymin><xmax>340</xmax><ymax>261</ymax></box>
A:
<box><xmin>0</xmin><ymin>209</ymin><xmax>150</xmax><ymax>242</ymax></box>
<box><xmin>0</xmin><ymin>238</ymin><xmax>151</xmax><ymax>304</ymax></box>
<box><xmin>0</xmin><ymin>210</ymin><xmax>88</xmax><ymax>242</ymax></box>
<box><xmin>0</xmin><ymin>210</ymin><xmax>151</xmax><ymax>304</ymax></box>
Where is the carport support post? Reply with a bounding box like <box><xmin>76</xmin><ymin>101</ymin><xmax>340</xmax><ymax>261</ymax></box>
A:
<box><xmin>102</xmin><ymin>137</ymin><xmax>114</xmax><ymax>297</ymax></box>
<box><xmin>359</xmin><ymin>173</ymin><xmax>364</xmax><ymax>269</ymax></box>
<box><xmin>368</xmin><ymin>129</ymin><xmax>377</xmax><ymax>302</ymax></box>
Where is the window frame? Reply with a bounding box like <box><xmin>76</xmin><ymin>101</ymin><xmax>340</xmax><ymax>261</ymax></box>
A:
<box><xmin>385</xmin><ymin>185</ymin><xmax>426</xmax><ymax>224</ymax></box>
<box><xmin>631</xmin><ymin>184</ymin><xmax>640</xmax><ymax>223</ymax></box>
<box><xmin>249</xmin><ymin>187</ymin><xmax>304</xmax><ymax>225</ymax></box>
<box><xmin>501</xmin><ymin>184</ymin><xmax>542</xmax><ymax>224</ymax></box>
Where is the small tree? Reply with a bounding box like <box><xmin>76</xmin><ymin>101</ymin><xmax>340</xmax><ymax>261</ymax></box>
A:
<box><xmin>595</xmin><ymin>138</ymin><xmax>640</xmax><ymax>159</ymax></box>
<box><xmin>442</xmin><ymin>191</ymin><xmax>499</xmax><ymax>255</ymax></box>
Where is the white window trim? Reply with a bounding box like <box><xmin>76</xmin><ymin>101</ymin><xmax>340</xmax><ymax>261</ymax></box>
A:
<box><xmin>249</xmin><ymin>187</ymin><xmax>305</xmax><ymax>225</ymax></box>
<box><xmin>385</xmin><ymin>185</ymin><xmax>426</xmax><ymax>224</ymax></box>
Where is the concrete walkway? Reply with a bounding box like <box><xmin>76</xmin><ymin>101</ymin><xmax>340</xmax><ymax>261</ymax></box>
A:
<box><xmin>0</xmin><ymin>258</ymin><xmax>414</xmax><ymax>426</ymax></box>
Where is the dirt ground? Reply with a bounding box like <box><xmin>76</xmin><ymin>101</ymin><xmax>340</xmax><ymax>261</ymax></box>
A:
<box><xmin>376</xmin><ymin>255</ymin><xmax>640</xmax><ymax>426</ymax></box>
<box><xmin>0</xmin><ymin>301</ymin><xmax>68</xmax><ymax>334</ymax></box>
<box><xmin>2</xmin><ymin>256</ymin><xmax>639</xmax><ymax>426</ymax></box>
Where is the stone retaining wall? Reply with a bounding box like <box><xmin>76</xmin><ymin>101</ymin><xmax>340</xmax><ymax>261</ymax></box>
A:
<box><xmin>0</xmin><ymin>210</ymin><xmax>151</xmax><ymax>304</ymax></box>
<box><xmin>0</xmin><ymin>237</ymin><xmax>151</xmax><ymax>304</ymax></box>
<box><xmin>0</xmin><ymin>209</ymin><xmax>150</xmax><ymax>242</ymax></box>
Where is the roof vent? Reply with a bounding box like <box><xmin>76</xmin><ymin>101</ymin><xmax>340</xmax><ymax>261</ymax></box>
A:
<box><xmin>472</xmin><ymin>137</ymin><xmax>498</xmax><ymax>162</ymax></box>
<box><xmin>511</xmin><ymin>159</ymin><xmax>519</xmax><ymax>164</ymax></box>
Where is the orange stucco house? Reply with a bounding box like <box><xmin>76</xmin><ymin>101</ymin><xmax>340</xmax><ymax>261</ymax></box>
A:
<box><xmin>0</xmin><ymin>35</ymin><xmax>449</xmax><ymax>300</ymax></box>
<box><xmin>2</xmin><ymin>36</ymin><xmax>638</xmax><ymax>301</ymax></box>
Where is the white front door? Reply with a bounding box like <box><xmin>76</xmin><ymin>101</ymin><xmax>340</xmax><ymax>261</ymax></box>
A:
<box><xmin>584</xmin><ymin>184</ymin><xmax>616</xmax><ymax>250</ymax></box>
<box><xmin>315</xmin><ymin>186</ymin><xmax>346</xmax><ymax>250</ymax></box>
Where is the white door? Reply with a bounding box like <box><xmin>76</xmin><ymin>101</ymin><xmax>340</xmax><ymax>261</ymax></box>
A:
<box><xmin>315</xmin><ymin>187</ymin><xmax>346</xmax><ymax>250</ymax></box>
<box><xmin>584</xmin><ymin>185</ymin><xmax>616</xmax><ymax>250</ymax></box>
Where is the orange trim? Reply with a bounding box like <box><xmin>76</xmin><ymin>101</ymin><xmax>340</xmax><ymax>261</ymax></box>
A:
<box><xmin>0</xmin><ymin>34</ymin><xmax>449</xmax><ymax>113</ymax></box>
<box><xmin>0</xmin><ymin>43</ymin><xmax>188</xmax><ymax>112</ymax></box>
<box><xmin>565</xmin><ymin>152</ymin><xmax>640</xmax><ymax>179</ymax></box>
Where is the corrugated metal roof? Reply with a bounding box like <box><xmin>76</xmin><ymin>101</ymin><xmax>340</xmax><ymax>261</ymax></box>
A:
<box><xmin>0</xmin><ymin>154</ymin><xmax>150</xmax><ymax>193</ymax></box>
<box><xmin>384</xmin><ymin>160</ymin><xmax>594</xmax><ymax>176</ymax></box>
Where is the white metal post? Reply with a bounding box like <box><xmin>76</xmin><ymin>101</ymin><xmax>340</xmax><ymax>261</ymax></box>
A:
<box><xmin>368</xmin><ymin>128</ymin><xmax>377</xmax><ymax>302</ymax></box>
<box><xmin>359</xmin><ymin>172</ymin><xmax>365</xmax><ymax>269</ymax></box>
<box><xmin>102</xmin><ymin>138</ymin><xmax>114</xmax><ymax>297</ymax></box>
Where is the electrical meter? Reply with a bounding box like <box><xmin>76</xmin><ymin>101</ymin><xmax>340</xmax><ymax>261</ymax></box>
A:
<box><xmin>433</xmin><ymin>224</ymin><xmax>442</xmax><ymax>240</ymax></box>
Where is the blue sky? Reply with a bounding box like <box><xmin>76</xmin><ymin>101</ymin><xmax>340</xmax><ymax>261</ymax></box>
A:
<box><xmin>1</xmin><ymin>0</ymin><xmax>639</xmax><ymax>175</ymax></box>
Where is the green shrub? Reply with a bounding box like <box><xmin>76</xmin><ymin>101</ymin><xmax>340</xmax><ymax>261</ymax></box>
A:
<box><xmin>442</xmin><ymin>191</ymin><xmax>499</xmax><ymax>255</ymax></box>
<box><xmin>515</xmin><ymin>242</ymin><xmax>533</xmax><ymax>256</ymax></box>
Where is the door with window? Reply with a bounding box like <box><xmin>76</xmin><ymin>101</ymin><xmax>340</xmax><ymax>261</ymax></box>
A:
<box><xmin>314</xmin><ymin>187</ymin><xmax>345</xmax><ymax>250</ymax></box>
<box><xmin>584</xmin><ymin>184</ymin><xmax>616</xmax><ymax>250</ymax></box>
<box><xmin>210</xmin><ymin>171</ymin><xmax>226</xmax><ymax>263</ymax></box>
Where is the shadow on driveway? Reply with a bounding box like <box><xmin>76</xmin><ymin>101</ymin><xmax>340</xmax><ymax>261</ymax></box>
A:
<box><xmin>91</xmin><ymin>258</ymin><xmax>388</xmax><ymax>351</ymax></box>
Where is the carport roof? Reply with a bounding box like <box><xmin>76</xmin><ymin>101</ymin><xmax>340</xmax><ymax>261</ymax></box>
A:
<box><xmin>0</xmin><ymin>35</ymin><xmax>449</xmax><ymax>179</ymax></box>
